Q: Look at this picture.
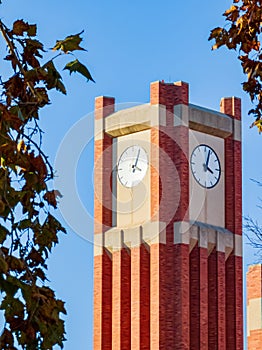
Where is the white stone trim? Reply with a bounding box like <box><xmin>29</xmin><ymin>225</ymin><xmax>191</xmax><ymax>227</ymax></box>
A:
<box><xmin>174</xmin><ymin>221</ymin><xmax>190</xmax><ymax>244</ymax></box>
<box><xmin>94</xmin><ymin>118</ymin><xmax>104</xmax><ymax>140</ymax></box>
<box><xmin>105</xmin><ymin>104</ymin><xmax>166</xmax><ymax>137</ymax></box>
<box><xmin>94</xmin><ymin>233</ymin><xmax>103</xmax><ymax>256</ymax></box>
<box><xmin>233</xmin><ymin>119</ymin><xmax>242</xmax><ymax>142</ymax></box>
<box><xmin>174</xmin><ymin>104</ymin><xmax>189</xmax><ymax>127</ymax></box>
<box><xmin>173</xmin><ymin>221</ymin><xmax>242</xmax><ymax>257</ymax></box>
<box><xmin>234</xmin><ymin>234</ymin><xmax>242</xmax><ymax>257</ymax></box>
<box><xmin>94</xmin><ymin>221</ymin><xmax>166</xmax><ymax>255</ymax></box>
<box><xmin>247</xmin><ymin>297</ymin><xmax>262</xmax><ymax>336</ymax></box>
<box><xmin>142</xmin><ymin>221</ymin><xmax>166</xmax><ymax>245</ymax></box>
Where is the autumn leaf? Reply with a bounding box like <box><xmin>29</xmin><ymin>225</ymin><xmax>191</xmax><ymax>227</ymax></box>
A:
<box><xmin>0</xmin><ymin>15</ymin><xmax>92</xmax><ymax>349</ymax></box>
<box><xmin>52</xmin><ymin>30</ymin><xmax>86</xmax><ymax>53</ymax></box>
<box><xmin>210</xmin><ymin>1</ymin><xmax>262</xmax><ymax>125</ymax></box>
<box><xmin>17</xmin><ymin>139</ymin><xmax>26</xmax><ymax>153</ymax></box>
<box><xmin>250</xmin><ymin>119</ymin><xmax>262</xmax><ymax>134</ymax></box>
<box><xmin>63</xmin><ymin>59</ymin><xmax>95</xmax><ymax>82</ymax></box>
<box><xmin>44</xmin><ymin>190</ymin><xmax>58</xmax><ymax>208</ymax></box>
<box><xmin>12</xmin><ymin>19</ymin><xmax>36</xmax><ymax>37</ymax></box>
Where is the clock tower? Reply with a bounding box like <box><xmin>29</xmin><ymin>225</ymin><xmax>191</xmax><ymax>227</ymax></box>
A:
<box><xmin>93</xmin><ymin>81</ymin><xmax>243</xmax><ymax>349</ymax></box>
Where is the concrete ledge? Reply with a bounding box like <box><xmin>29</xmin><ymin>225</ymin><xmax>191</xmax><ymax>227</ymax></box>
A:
<box><xmin>189</xmin><ymin>104</ymin><xmax>232</xmax><ymax>138</ymax></box>
<box><xmin>105</xmin><ymin>104</ymin><xmax>166</xmax><ymax>137</ymax></box>
<box><xmin>94</xmin><ymin>221</ymin><xmax>242</xmax><ymax>257</ymax></box>
<box><xmin>94</xmin><ymin>221</ymin><xmax>167</xmax><ymax>255</ymax></box>
<box><xmin>174</xmin><ymin>221</ymin><xmax>242</xmax><ymax>257</ymax></box>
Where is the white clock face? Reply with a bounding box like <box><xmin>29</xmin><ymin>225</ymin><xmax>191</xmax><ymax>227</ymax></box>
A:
<box><xmin>190</xmin><ymin>144</ymin><xmax>221</xmax><ymax>189</ymax></box>
<box><xmin>117</xmin><ymin>145</ymin><xmax>148</xmax><ymax>188</ymax></box>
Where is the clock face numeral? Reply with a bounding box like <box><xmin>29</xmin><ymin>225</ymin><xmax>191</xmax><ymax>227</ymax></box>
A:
<box><xmin>117</xmin><ymin>145</ymin><xmax>148</xmax><ymax>188</ymax></box>
<box><xmin>190</xmin><ymin>144</ymin><xmax>221</xmax><ymax>189</ymax></box>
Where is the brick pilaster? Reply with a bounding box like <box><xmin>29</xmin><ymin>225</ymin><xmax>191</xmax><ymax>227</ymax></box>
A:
<box><xmin>94</xmin><ymin>96</ymin><xmax>115</xmax><ymax>234</ymax></box>
<box><xmin>112</xmin><ymin>250</ymin><xmax>121</xmax><ymax>349</ymax></box>
<box><xmin>121</xmin><ymin>249</ymin><xmax>131</xmax><ymax>349</ymax></box>
<box><xmin>190</xmin><ymin>245</ymin><xmax>200</xmax><ymax>349</ymax></box>
<box><xmin>217</xmin><ymin>251</ymin><xmax>226</xmax><ymax>350</ymax></box>
<box><xmin>208</xmin><ymin>249</ymin><xmax>218</xmax><ymax>348</ymax></box>
<box><xmin>140</xmin><ymin>244</ymin><xmax>150</xmax><ymax>349</ymax></box>
<box><xmin>150</xmin><ymin>243</ymin><xmax>166</xmax><ymax>349</ymax></box>
<box><xmin>174</xmin><ymin>243</ymin><xmax>190</xmax><ymax>349</ymax></box>
<box><xmin>221</xmin><ymin>96</ymin><xmax>243</xmax><ymax>349</ymax></box>
<box><xmin>131</xmin><ymin>246</ymin><xmax>140</xmax><ymax>349</ymax></box>
<box><xmin>94</xmin><ymin>96</ymin><xmax>115</xmax><ymax>350</ymax></box>
<box><xmin>150</xmin><ymin>81</ymin><xmax>190</xmax><ymax>349</ymax></box>
<box><xmin>190</xmin><ymin>245</ymin><xmax>208</xmax><ymax>350</ymax></box>
<box><xmin>199</xmin><ymin>247</ymin><xmax>208</xmax><ymax>349</ymax></box>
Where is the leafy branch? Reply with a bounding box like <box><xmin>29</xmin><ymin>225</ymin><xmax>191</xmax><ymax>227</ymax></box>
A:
<box><xmin>209</xmin><ymin>0</ymin><xmax>262</xmax><ymax>132</ymax></box>
<box><xmin>0</xmin><ymin>17</ymin><xmax>94</xmax><ymax>349</ymax></box>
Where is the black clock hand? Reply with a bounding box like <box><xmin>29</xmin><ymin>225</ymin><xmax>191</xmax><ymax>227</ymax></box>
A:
<box><xmin>133</xmin><ymin>149</ymin><xmax>140</xmax><ymax>173</ymax></box>
<box><xmin>207</xmin><ymin>166</ymin><xmax>213</xmax><ymax>174</ymax></box>
<box><xmin>206</xmin><ymin>149</ymin><xmax>211</xmax><ymax>167</ymax></box>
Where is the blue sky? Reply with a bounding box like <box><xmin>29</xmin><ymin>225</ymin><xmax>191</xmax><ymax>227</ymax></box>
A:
<box><xmin>0</xmin><ymin>0</ymin><xmax>261</xmax><ymax>349</ymax></box>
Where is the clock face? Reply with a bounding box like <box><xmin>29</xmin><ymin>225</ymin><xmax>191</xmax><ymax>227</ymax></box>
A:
<box><xmin>190</xmin><ymin>144</ymin><xmax>221</xmax><ymax>189</ymax></box>
<box><xmin>117</xmin><ymin>145</ymin><xmax>148</xmax><ymax>188</ymax></box>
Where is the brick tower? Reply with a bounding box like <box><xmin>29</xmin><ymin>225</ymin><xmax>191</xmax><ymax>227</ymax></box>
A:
<box><xmin>93</xmin><ymin>81</ymin><xmax>243</xmax><ymax>349</ymax></box>
<box><xmin>247</xmin><ymin>264</ymin><xmax>262</xmax><ymax>349</ymax></box>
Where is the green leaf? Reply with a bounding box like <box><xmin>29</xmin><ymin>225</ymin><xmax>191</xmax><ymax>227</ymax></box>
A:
<box><xmin>63</xmin><ymin>59</ymin><xmax>95</xmax><ymax>82</ymax></box>
<box><xmin>52</xmin><ymin>31</ymin><xmax>86</xmax><ymax>53</ymax></box>
<box><xmin>18</xmin><ymin>218</ymin><xmax>32</xmax><ymax>230</ymax></box>
<box><xmin>42</xmin><ymin>61</ymin><xmax>66</xmax><ymax>94</ymax></box>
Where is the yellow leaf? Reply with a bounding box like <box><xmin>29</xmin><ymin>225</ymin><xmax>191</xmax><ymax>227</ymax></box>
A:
<box><xmin>17</xmin><ymin>139</ymin><xmax>26</xmax><ymax>153</ymax></box>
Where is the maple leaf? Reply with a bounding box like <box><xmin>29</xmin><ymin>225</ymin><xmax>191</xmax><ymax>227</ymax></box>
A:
<box><xmin>63</xmin><ymin>59</ymin><xmax>95</xmax><ymax>82</ymax></box>
<box><xmin>52</xmin><ymin>31</ymin><xmax>86</xmax><ymax>53</ymax></box>
<box><xmin>12</xmin><ymin>19</ymin><xmax>36</xmax><ymax>36</ymax></box>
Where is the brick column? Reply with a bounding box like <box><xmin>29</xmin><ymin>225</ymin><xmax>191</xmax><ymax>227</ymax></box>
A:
<box><xmin>150</xmin><ymin>81</ymin><xmax>190</xmax><ymax>349</ymax></box>
<box><xmin>221</xmin><ymin>97</ymin><xmax>243</xmax><ymax>350</ymax></box>
<box><xmin>190</xmin><ymin>245</ymin><xmax>200</xmax><ymax>349</ymax></box>
<box><xmin>208</xmin><ymin>248</ymin><xmax>218</xmax><ymax>348</ymax></box>
<box><xmin>94</xmin><ymin>96</ymin><xmax>115</xmax><ymax>234</ymax></box>
<box><xmin>131</xmin><ymin>245</ymin><xmax>141</xmax><ymax>349</ymax></box>
<box><xmin>140</xmin><ymin>244</ymin><xmax>150</xmax><ymax>349</ymax></box>
<box><xmin>111</xmin><ymin>245</ymin><xmax>131</xmax><ymax>350</ymax></box>
<box><xmin>199</xmin><ymin>246</ymin><xmax>208</xmax><ymax>349</ymax></box>
<box><xmin>94</xmin><ymin>96</ymin><xmax>115</xmax><ymax>350</ymax></box>
<box><xmin>189</xmin><ymin>244</ymin><xmax>208</xmax><ymax>350</ymax></box>
<box><xmin>112</xmin><ymin>249</ymin><xmax>121</xmax><ymax>349</ymax></box>
<box><xmin>150</xmin><ymin>242</ymin><xmax>166</xmax><ymax>349</ymax></box>
<box><xmin>121</xmin><ymin>249</ymin><xmax>131</xmax><ymax>349</ymax></box>
<box><xmin>217</xmin><ymin>251</ymin><xmax>226</xmax><ymax>350</ymax></box>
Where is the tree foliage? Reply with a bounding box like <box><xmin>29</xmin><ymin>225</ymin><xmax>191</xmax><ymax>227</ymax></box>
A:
<box><xmin>209</xmin><ymin>0</ymin><xmax>262</xmax><ymax>132</ymax></box>
<box><xmin>0</xmin><ymin>17</ymin><xmax>93</xmax><ymax>349</ymax></box>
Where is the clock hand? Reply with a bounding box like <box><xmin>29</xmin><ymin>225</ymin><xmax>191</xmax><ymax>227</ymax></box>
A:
<box><xmin>207</xmin><ymin>166</ymin><xmax>213</xmax><ymax>174</ymax></box>
<box><xmin>206</xmin><ymin>149</ymin><xmax>211</xmax><ymax>167</ymax></box>
<box><xmin>133</xmin><ymin>149</ymin><xmax>140</xmax><ymax>173</ymax></box>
